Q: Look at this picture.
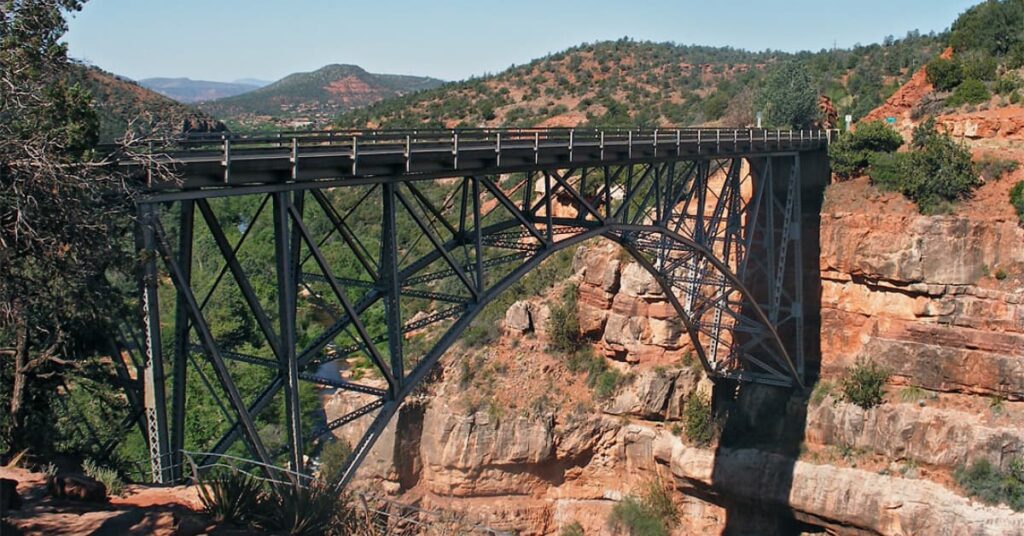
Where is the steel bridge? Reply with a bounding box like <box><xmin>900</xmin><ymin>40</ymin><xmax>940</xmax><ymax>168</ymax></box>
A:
<box><xmin>118</xmin><ymin>127</ymin><xmax>832</xmax><ymax>486</ymax></box>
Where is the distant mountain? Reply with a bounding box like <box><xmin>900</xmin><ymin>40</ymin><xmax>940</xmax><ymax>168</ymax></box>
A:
<box><xmin>198</xmin><ymin>64</ymin><xmax>445</xmax><ymax>129</ymax></box>
<box><xmin>138</xmin><ymin>77</ymin><xmax>260</xmax><ymax>103</ymax></box>
<box><xmin>233</xmin><ymin>78</ymin><xmax>272</xmax><ymax>88</ymax></box>
<box><xmin>72</xmin><ymin>67</ymin><xmax>226</xmax><ymax>142</ymax></box>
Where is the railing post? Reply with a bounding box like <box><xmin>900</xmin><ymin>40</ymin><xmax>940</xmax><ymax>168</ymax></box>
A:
<box><xmin>569</xmin><ymin>129</ymin><xmax>574</xmax><ymax>162</ymax></box>
<box><xmin>628</xmin><ymin>130</ymin><xmax>633</xmax><ymax>159</ymax></box>
<box><xmin>222</xmin><ymin>138</ymin><xmax>231</xmax><ymax>183</ymax></box>
<box><xmin>675</xmin><ymin>129</ymin><xmax>681</xmax><ymax>156</ymax></box>
<box><xmin>496</xmin><ymin>131</ymin><xmax>502</xmax><ymax>166</ymax></box>
<box><xmin>453</xmin><ymin>131</ymin><xmax>459</xmax><ymax>168</ymax></box>
<box><xmin>600</xmin><ymin>130</ymin><xmax>605</xmax><ymax>160</ymax></box>
<box><xmin>351</xmin><ymin>135</ymin><xmax>358</xmax><ymax>175</ymax></box>
<box><xmin>290</xmin><ymin>137</ymin><xmax>298</xmax><ymax>180</ymax></box>
<box><xmin>404</xmin><ymin>135</ymin><xmax>411</xmax><ymax>173</ymax></box>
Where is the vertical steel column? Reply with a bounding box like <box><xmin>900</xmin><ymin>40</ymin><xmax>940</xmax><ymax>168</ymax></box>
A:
<box><xmin>543</xmin><ymin>171</ymin><xmax>554</xmax><ymax>244</ymax></box>
<box><xmin>472</xmin><ymin>177</ymin><xmax>484</xmax><ymax>293</ymax></box>
<box><xmin>381</xmin><ymin>183</ymin><xmax>404</xmax><ymax>393</ymax></box>
<box><xmin>791</xmin><ymin>154</ymin><xmax>805</xmax><ymax>379</ymax></box>
<box><xmin>273</xmin><ymin>192</ymin><xmax>303</xmax><ymax>473</ymax></box>
<box><xmin>138</xmin><ymin>203</ymin><xmax>171</xmax><ymax>483</ymax></box>
<box><xmin>170</xmin><ymin>200</ymin><xmax>194</xmax><ymax>481</ymax></box>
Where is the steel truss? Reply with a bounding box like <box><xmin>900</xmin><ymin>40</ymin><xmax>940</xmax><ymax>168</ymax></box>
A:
<box><xmin>129</xmin><ymin>133</ymin><xmax>818</xmax><ymax>485</ymax></box>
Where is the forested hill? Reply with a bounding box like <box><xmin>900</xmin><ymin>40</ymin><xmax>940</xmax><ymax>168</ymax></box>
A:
<box><xmin>198</xmin><ymin>64</ymin><xmax>445</xmax><ymax>130</ymax></box>
<box><xmin>71</xmin><ymin>65</ymin><xmax>226</xmax><ymax>142</ymax></box>
<box><xmin>335</xmin><ymin>34</ymin><xmax>943</xmax><ymax>130</ymax></box>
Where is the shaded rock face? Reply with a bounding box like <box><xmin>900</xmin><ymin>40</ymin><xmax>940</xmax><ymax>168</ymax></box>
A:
<box><xmin>664</xmin><ymin>442</ymin><xmax>1024</xmax><ymax>536</ymax></box>
<box><xmin>1</xmin><ymin>478</ymin><xmax>20</xmax><ymax>513</ymax></box>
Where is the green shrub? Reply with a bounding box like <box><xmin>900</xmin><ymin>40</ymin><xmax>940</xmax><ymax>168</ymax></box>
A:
<box><xmin>82</xmin><ymin>459</ymin><xmax>124</xmax><ymax>497</ymax></box>
<box><xmin>197</xmin><ymin>469</ymin><xmax>264</xmax><ymax>525</ymax></box>
<box><xmin>869</xmin><ymin>119</ymin><xmax>981</xmax><ymax>214</ymax></box>
<box><xmin>866</xmin><ymin>150</ymin><xmax>912</xmax><ymax>192</ymax></box>
<box><xmin>607</xmin><ymin>481</ymin><xmax>678</xmax><ymax>536</ymax></box>
<box><xmin>995</xmin><ymin>73</ymin><xmax>1021</xmax><ymax>95</ymax></box>
<box><xmin>947</xmin><ymin>79</ymin><xmax>991</xmax><ymax>107</ymax></box>
<box><xmin>547</xmin><ymin>285</ymin><xmax>583</xmax><ymax>353</ymax></box>
<box><xmin>976</xmin><ymin>155</ymin><xmax>1020</xmax><ymax>181</ymax></box>
<box><xmin>840</xmin><ymin>359</ymin><xmax>890</xmax><ymax>410</ymax></box>
<box><xmin>1011</xmin><ymin>90</ymin><xmax>1022</xmax><ymax>105</ymax></box>
<box><xmin>809</xmin><ymin>380</ymin><xmax>835</xmax><ymax>405</ymax></box>
<box><xmin>566</xmin><ymin>347</ymin><xmax>626</xmax><ymax>399</ymax></box>
<box><xmin>683</xmin><ymin>392</ymin><xmax>714</xmax><ymax>446</ymax></box>
<box><xmin>954</xmin><ymin>458</ymin><xmax>1024</xmax><ymax>511</ymax></box>
<box><xmin>1010</xmin><ymin>181</ymin><xmax>1024</xmax><ymax>225</ymax></box>
<box><xmin>926</xmin><ymin>57</ymin><xmax>964</xmax><ymax>91</ymax></box>
<box><xmin>317</xmin><ymin>439</ymin><xmax>352</xmax><ymax>485</ymax></box>
<box><xmin>829</xmin><ymin>121</ymin><xmax>904</xmax><ymax>179</ymax></box>
<box><xmin>561</xmin><ymin>521</ymin><xmax>585</xmax><ymax>536</ymax></box>
<box><xmin>961</xmin><ymin>52</ymin><xmax>999</xmax><ymax>81</ymax></box>
<box><xmin>608</xmin><ymin>496</ymin><xmax>667</xmax><ymax>536</ymax></box>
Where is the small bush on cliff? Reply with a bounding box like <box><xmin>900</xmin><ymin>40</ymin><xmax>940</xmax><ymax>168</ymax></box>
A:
<box><xmin>1010</xmin><ymin>181</ymin><xmax>1024</xmax><ymax>225</ymax></box>
<box><xmin>976</xmin><ymin>154</ymin><xmax>1020</xmax><ymax>181</ymax></box>
<box><xmin>955</xmin><ymin>458</ymin><xmax>1024</xmax><ymax>511</ymax></box>
<box><xmin>829</xmin><ymin>121</ymin><xmax>904</xmax><ymax>179</ymax></box>
<box><xmin>561</xmin><ymin>521</ymin><xmax>585</xmax><ymax>536</ymax></box>
<box><xmin>547</xmin><ymin>284</ymin><xmax>584</xmax><ymax>354</ymax></box>
<box><xmin>840</xmin><ymin>359</ymin><xmax>890</xmax><ymax>409</ymax></box>
<box><xmin>946</xmin><ymin>79</ymin><xmax>991</xmax><ymax>107</ymax></box>
<box><xmin>607</xmin><ymin>481</ymin><xmax>678</xmax><ymax>536</ymax></box>
<box><xmin>683</xmin><ymin>392</ymin><xmax>715</xmax><ymax>446</ymax></box>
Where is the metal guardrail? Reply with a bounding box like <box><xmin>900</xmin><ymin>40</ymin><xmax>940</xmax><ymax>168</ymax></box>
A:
<box><xmin>115</xmin><ymin>127</ymin><xmax>837</xmax><ymax>193</ymax></box>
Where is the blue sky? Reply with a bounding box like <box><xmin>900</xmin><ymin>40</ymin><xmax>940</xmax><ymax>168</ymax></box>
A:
<box><xmin>65</xmin><ymin>0</ymin><xmax>981</xmax><ymax>83</ymax></box>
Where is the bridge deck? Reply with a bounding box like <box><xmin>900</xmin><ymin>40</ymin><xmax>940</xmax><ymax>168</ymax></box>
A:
<box><xmin>126</xmin><ymin>127</ymin><xmax>833</xmax><ymax>200</ymax></box>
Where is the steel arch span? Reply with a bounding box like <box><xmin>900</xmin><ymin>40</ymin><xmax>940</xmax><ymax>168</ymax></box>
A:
<box><xmin>120</xmin><ymin>128</ymin><xmax>830</xmax><ymax>485</ymax></box>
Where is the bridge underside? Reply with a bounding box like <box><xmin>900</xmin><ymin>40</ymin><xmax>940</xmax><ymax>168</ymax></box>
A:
<box><xmin>124</xmin><ymin>130</ymin><xmax>828</xmax><ymax>486</ymax></box>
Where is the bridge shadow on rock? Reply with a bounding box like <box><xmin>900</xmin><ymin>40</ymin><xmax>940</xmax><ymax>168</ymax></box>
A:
<box><xmin>711</xmin><ymin>150</ymin><xmax>827</xmax><ymax>535</ymax></box>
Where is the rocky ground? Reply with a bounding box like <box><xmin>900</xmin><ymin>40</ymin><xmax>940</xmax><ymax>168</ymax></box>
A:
<box><xmin>0</xmin><ymin>466</ymin><xmax>206</xmax><ymax>535</ymax></box>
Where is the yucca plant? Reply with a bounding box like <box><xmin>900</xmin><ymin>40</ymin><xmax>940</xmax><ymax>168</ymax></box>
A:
<box><xmin>197</xmin><ymin>469</ymin><xmax>264</xmax><ymax>525</ymax></box>
<box><xmin>256</xmin><ymin>479</ymin><xmax>343</xmax><ymax>536</ymax></box>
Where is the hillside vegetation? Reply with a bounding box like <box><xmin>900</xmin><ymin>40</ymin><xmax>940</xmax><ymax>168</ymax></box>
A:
<box><xmin>71</xmin><ymin>65</ymin><xmax>225</xmax><ymax>142</ymax></box>
<box><xmin>336</xmin><ymin>34</ymin><xmax>942</xmax><ymax>129</ymax></box>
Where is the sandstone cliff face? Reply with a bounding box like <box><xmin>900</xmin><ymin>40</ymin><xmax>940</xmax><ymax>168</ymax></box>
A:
<box><xmin>819</xmin><ymin>191</ymin><xmax>1024</xmax><ymax>400</ymax></box>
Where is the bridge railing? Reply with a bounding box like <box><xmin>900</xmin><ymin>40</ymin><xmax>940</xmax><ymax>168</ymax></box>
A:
<box><xmin>115</xmin><ymin>127</ymin><xmax>837</xmax><ymax>190</ymax></box>
<box><xmin>125</xmin><ymin>127</ymin><xmax>837</xmax><ymax>153</ymax></box>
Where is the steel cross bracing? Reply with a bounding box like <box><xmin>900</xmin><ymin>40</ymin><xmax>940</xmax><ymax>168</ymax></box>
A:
<box><xmin>122</xmin><ymin>127</ymin><xmax>829</xmax><ymax>485</ymax></box>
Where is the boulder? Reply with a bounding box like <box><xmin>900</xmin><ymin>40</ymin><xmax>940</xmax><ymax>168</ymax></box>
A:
<box><xmin>46</xmin><ymin>474</ymin><xmax>108</xmax><ymax>503</ymax></box>
<box><xmin>504</xmin><ymin>300</ymin><xmax>533</xmax><ymax>333</ymax></box>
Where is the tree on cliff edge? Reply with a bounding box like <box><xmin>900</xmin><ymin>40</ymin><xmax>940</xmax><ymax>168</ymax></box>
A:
<box><xmin>756</xmin><ymin>62</ymin><xmax>819</xmax><ymax>129</ymax></box>
<box><xmin>0</xmin><ymin>0</ymin><xmax>136</xmax><ymax>455</ymax></box>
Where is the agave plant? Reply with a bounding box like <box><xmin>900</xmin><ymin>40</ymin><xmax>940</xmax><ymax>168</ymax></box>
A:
<box><xmin>197</xmin><ymin>469</ymin><xmax>264</xmax><ymax>525</ymax></box>
<box><xmin>256</xmin><ymin>479</ymin><xmax>344</xmax><ymax>536</ymax></box>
